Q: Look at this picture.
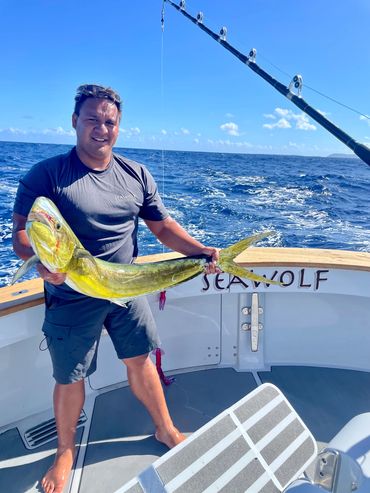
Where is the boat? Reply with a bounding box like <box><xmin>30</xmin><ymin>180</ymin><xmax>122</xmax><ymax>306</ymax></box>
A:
<box><xmin>1</xmin><ymin>245</ymin><xmax>370</xmax><ymax>492</ymax></box>
<box><xmin>2</xmin><ymin>3</ymin><xmax>370</xmax><ymax>493</ymax></box>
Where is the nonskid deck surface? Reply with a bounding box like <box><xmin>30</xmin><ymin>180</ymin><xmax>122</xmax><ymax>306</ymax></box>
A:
<box><xmin>1</xmin><ymin>366</ymin><xmax>370</xmax><ymax>493</ymax></box>
<box><xmin>258</xmin><ymin>366</ymin><xmax>370</xmax><ymax>449</ymax></box>
<box><xmin>0</xmin><ymin>428</ymin><xmax>84</xmax><ymax>493</ymax></box>
<box><xmin>80</xmin><ymin>368</ymin><xmax>257</xmax><ymax>493</ymax></box>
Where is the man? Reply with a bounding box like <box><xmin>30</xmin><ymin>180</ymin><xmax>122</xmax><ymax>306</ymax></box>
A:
<box><xmin>12</xmin><ymin>84</ymin><xmax>219</xmax><ymax>493</ymax></box>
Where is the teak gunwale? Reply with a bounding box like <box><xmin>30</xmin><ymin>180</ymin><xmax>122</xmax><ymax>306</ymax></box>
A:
<box><xmin>1</xmin><ymin>247</ymin><xmax>370</xmax><ymax>317</ymax></box>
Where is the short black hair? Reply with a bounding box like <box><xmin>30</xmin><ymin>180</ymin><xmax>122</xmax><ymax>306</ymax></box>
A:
<box><xmin>74</xmin><ymin>84</ymin><xmax>122</xmax><ymax>115</ymax></box>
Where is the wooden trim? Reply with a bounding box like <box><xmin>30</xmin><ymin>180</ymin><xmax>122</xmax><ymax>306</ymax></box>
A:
<box><xmin>234</xmin><ymin>247</ymin><xmax>370</xmax><ymax>271</ymax></box>
<box><xmin>2</xmin><ymin>248</ymin><xmax>369</xmax><ymax>316</ymax></box>
<box><xmin>138</xmin><ymin>247</ymin><xmax>370</xmax><ymax>271</ymax></box>
<box><xmin>0</xmin><ymin>278</ymin><xmax>44</xmax><ymax>317</ymax></box>
<box><xmin>0</xmin><ymin>298</ymin><xmax>44</xmax><ymax>317</ymax></box>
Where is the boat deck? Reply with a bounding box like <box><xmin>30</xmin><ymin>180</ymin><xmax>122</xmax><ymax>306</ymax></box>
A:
<box><xmin>2</xmin><ymin>365</ymin><xmax>370</xmax><ymax>493</ymax></box>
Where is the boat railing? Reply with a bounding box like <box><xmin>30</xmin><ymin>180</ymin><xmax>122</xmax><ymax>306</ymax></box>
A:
<box><xmin>2</xmin><ymin>248</ymin><xmax>370</xmax><ymax>317</ymax></box>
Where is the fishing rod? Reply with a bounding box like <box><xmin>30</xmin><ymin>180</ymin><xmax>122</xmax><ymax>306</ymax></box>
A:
<box><xmin>164</xmin><ymin>0</ymin><xmax>370</xmax><ymax>166</ymax></box>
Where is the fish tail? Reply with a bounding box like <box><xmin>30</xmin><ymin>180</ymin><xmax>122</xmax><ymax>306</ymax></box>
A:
<box><xmin>218</xmin><ymin>232</ymin><xmax>280</xmax><ymax>285</ymax></box>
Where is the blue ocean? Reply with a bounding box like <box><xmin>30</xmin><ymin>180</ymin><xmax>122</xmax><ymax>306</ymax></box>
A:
<box><xmin>1</xmin><ymin>141</ymin><xmax>369</xmax><ymax>288</ymax></box>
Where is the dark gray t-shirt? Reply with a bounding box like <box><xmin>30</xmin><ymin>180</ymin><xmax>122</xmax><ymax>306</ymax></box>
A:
<box><xmin>14</xmin><ymin>147</ymin><xmax>169</xmax><ymax>298</ymax></box>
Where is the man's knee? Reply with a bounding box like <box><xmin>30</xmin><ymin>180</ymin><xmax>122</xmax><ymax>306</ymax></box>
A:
<box><xmin>123</xmin><ymin>352</ymin><xmax>150</xmax><ymax>369</ymax></box>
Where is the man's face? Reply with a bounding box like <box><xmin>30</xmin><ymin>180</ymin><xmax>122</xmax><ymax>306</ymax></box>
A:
<box><xmin>72</xmin><ymin>97</ymin><xmax>120</xmax><ymax>167</ymax></box>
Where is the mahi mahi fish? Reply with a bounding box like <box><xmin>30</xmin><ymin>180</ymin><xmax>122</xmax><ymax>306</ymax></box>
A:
<box><xmin>12</xmin><ymin>196</ymin><xmax>277</xmax><ymax>304</ymax></box>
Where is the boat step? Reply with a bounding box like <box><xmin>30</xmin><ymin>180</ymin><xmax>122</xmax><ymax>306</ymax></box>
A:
<box><xmin>23</xmin><ymin>410</ymin><xmax>87</xmax><ymax>449</ymax></box>
<box><xmin>116</xmin><ymin>383</ymin><xmax>318</xmax><ymax>493</ymax></box>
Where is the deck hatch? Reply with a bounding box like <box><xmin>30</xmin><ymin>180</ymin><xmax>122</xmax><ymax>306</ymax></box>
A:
<box><xmin>115</xmin><ymin>383</ymin><xmax>317</xmax><ymax>493</ymax></box>
<box><xmin>23</xmin><ymin>410</ymin><xmax>87</xmax><ymax>449</ymax></box>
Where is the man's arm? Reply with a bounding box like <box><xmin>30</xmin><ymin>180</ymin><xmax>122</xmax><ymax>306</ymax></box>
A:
<box><xmin>12</xmin><ymin>213</ymin><xmax>35</xmax><ymax>260</ymax></box>
<box><xmin>144</xmin><ymin>216</ymin><xmax>219</xmax><ymax>273</ymax></box>
<box><xmin>12</xmin><ymin>212</ymin><xmax>66</xmax><ymax>284</ymax></box>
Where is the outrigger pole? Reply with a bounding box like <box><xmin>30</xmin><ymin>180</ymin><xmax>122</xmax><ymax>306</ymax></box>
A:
<box><xmin>164</xmin><ymin>0</ymin><xmax>370</xmax><ymax>166</ymax></box>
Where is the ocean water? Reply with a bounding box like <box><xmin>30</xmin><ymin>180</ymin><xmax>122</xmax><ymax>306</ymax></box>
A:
<box><xmin>1</xmin><ymin>141</ymin><xmax>369</xmax><ymax>287</ymax></box>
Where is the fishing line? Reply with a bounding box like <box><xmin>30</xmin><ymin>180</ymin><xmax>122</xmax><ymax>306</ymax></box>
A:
<box><xmin>173</xmin><ymin>1</ymin><xmax>369</xmax><ymax>122</ymax></box>
<box><xmin>303</xmin><ymin>86</ymin><xmax>370</xmax><ymax>120</ymax></box>
<box><xmin>257</xmin><ymin>52</ymin><xmax>370</xmax><ymax>119</ymax></box>
<box><xmin>164</xmin><ymin>0</ymin><xmax>370</xmax><ymax>164</ymax></box>
<box><xmin>160</xmin><ymin>1</ymin><xmax>166</xmax><ymax>255</ymax></box>
<box><xmin>257</xmin><ymin>53</ymin><xmax>370</xmax><ymax>120</ymax></box>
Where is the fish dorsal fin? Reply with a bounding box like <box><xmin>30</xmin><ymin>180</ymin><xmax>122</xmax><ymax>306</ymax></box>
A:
<box><xmin>11</xmin><ymin>255</ymin><xmax>40</xmax><ymax>285</ymax></box>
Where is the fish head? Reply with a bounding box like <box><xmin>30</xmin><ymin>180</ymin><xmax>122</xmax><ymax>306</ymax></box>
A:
<box><xmin>26</xmin><ymin>196</ymin><xmax>77</xmax><ymax>272</ymax></box>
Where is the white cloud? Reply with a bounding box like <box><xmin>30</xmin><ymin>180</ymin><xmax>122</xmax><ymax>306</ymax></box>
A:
<box><xmin>0</xmin><ymin>126</ymin><xmax>77</xmax><ymax>144</ymax></box>
<box><xmin>263</xmin><ymin>108</ymin><xmax>316</xmax><ymax>131</ymax></box>
<box><xmin>193</xmin><ymin>138</ymin><xmax>199</xmax><ymax>144</ymax></box>
<box><xmin>5</xmin><ymin>127</ymin><xmax>28</xmax><ymax>135</ymax></box>
<box><xmin>263</xmin><ymin>118</ymin><xmax>291</xmax><ymax>130</ymax></box>
<box><xmin>220</xmin><ymin>122</ymin><xmax>240</xmax><ymax>136</ymax></box>
<box><xmin>0</xmin><ymin>126</ymin><xmax>74</xmax><ymax>137</ymax></box>
<box><xmin>234</xmin><ymin>141</ymin><xmax>253</xmax><ymax>148</ymax></box>
<box><xmin>317</xmin><ymin>109</ymin><xmax>329</xmax><ymax>117</ymax></box>
<box><xmin>207</xmin><ymin>138</ymin><xmax>252</xmax><ymax>149</ymax></box>
<box><xmin>119</xmin><ymin>127</ymin><xmax>141</xmax><ymax>137</ymax></box>
<box><xmin>225</xmin><ymin>113</ymin><xmax>234</xmax><ymax>118</ymax></box>
<box><xmin>360</xmin><ymin>115</ymin><xmax>370</xmax><ymax>126</ymax></box>
<box><xmin>275</xmin><ymin>108</ymin><xmax>290</xmax><ymax>117</ymax></box>
<box><xmin>263</xmin><ymin>113</ymin><xmax>276</xmax><ymax>120</ymax></box>
<box><xmin>161</xmin><ymin>129</ymin><xmax>167</xmax><ymax>135</ymax></box>
<box><xmin>296</xmin><ymin>118</ymin><xmax>316</xmax><ymax>131</ymax></box>
<box><xmin>42</xmin><ymin>126</ymin><xmax>75</xmax><ymax>136</ymax></box>
<box><xmin>181</xmin><ymin>128</ymin><xmax>190</xmax><ymax>135</ymax></box>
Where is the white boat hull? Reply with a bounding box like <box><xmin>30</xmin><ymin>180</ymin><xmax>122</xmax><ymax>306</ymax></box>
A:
<box><xmin>1</xmin><ymin>247</ymin><xmax>370</xmax><ymax>492</ymax></box>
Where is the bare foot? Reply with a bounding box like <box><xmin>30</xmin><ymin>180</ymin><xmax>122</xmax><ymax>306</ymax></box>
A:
<box><xmin>41</xmin><ymin>448</ymin><xmax>74</xmax><ymax>493</ymax></box>
<box><xmin>155</xmin><ymin>425</ymin><xmax>186</xmax><ymax>449</ymax></box>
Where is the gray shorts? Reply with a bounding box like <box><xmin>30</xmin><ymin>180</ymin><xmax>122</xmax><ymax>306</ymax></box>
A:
<box><xmin>42</xmin><ymin>291</ymin><xmax>160</xmax><ymax>384</ymax></box>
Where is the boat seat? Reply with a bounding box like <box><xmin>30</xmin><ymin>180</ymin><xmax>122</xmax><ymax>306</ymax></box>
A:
<box><xmin>314</xmin><ymin>413</ymin><xmax>370</xmax><ymax>493</ymax></box>
<box><xmin>285</xmin><ymin>413</ymin><xmax>370</xmax><ymax>493</ymax></box>
<box><xmin>115</xmin><ymin>383</ymin><xmax>318</xmax><ymax>493</ymax></box>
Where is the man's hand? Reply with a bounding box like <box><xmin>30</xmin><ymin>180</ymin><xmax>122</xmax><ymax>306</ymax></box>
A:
<box><xmin>36</xmin><ymin>263</ymin><xmax>66</xmax><ymax>285</ymax></box>
<box><xmin>201</xmin><ymin>247</ymin><xmax>221</xmax><ymax>275</ymax></box>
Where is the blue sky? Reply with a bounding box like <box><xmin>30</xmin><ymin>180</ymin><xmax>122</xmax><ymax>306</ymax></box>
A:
<box><xmin>1</xmin><ymin>0</ymin><xmax>370</xmax><ymax>156</ymax></box>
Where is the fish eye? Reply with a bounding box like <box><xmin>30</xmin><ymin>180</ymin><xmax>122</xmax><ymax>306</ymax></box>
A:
<box><xmin>56</xmin><ymin>223</ymin><xmax>61</xmax><ymax>230</ymax></box>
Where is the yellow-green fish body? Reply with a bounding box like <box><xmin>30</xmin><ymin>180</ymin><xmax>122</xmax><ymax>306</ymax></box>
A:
<box><xmin>12</xmin><ymin>196</ymin><xmax>277</xmax><ymax>304</ymax></box>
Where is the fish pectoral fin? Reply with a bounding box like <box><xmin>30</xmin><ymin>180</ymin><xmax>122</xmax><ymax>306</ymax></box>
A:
<box><xmin>74</xmin><ymin>248</ymin><xmax>98</xmax><ymax>273</ymax></box>
<box><xmin>11</xmin><ymin>255</ymin><xmax>40</xmax><ymax>285</ymax></box>
<box><xmin>109</xmin><ymin>297</ymin><xmax>133</xmax><ymax>307</ymax></box>
<box><xmin>223</xmin><ymin>263</ymin><xmax>281</xmax><ymax>286</ymax></box>
<box><xmin>74</xmin><ymin>248</ymin><xmax>96</xmax><ymax>262</ymax></box>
